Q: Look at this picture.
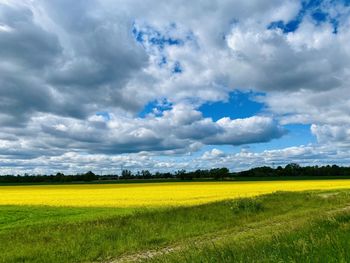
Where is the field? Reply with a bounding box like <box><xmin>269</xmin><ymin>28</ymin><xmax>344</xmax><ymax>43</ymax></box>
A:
<box><xmin>1</xmin><ymin>180</ymin><xmax>350</xmax><ymax>262</ymax></box>
<box><xmin>2</xmin><ymin>180</ymin><xmax>350</xmax><ymax>207</ymax></box>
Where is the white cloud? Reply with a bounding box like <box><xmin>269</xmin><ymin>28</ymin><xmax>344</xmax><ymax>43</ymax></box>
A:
<box><xmin>0</xmin><ymin>0</ymin><xmax>350</xmax><ymax>172</ymax></box>
<box><xmin>202</xmin><ymin>149</ymin><xmax>226</xmax><ymax>160</ymax></box>
<box><xmin>311</xmin><ymin>124</ymin><xmax>350</xmax><ymax>146</ymax></box>
<box><xmin>12</xmin><ymin>104</ymin><xmax>283</xmax><ymax>156</ymax></box>
<box><xmin>1</xmin><ymin>143</ymin><xmax>349</xmax><ymax>175</ymax></box>
<box><xmin>0</xmin><ymin>23</ymin><xmax>12</xmax><ymax>32</ymax></box>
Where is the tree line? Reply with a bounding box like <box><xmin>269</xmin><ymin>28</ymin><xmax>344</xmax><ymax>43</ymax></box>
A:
<box><xmin>0</xmin><ymin>164</ymin><xmax>350</xmax><ymax>183</ymax></box>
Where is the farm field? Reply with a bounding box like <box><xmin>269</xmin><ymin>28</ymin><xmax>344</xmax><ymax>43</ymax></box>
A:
<box><xmin>1</xmin><ymin>181</ymin><xmax>350</xmax><ymax>262</ymax></box>
<box><xmin>2</xmin><ymin>179</ymin><xmax>350</xmax><ymax>207</ymax></box>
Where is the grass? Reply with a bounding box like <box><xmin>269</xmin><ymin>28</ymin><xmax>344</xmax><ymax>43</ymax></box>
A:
<box><xmin>151</xmin><ymin>207</ymin><xmax>350</xmax><ymax>263</ymax></box>
<box><xmin>1</xmin><ymin>189</ymin><xmax>350</xmax><ymax>262</ymax></box>
<box><xmin>0</xmin><ymin>205</ymin><xmax>135</xmax><ymax>231</ymax></box>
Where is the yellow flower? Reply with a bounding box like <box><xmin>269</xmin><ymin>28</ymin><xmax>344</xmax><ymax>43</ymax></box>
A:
<box><xmin>1</xmin><ymin>180</ymin><xmax>350</xmax><ymax>208</ymax></box>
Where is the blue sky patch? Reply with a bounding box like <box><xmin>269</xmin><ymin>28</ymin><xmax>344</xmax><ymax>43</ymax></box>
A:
<box><xmin>199</xmin><ymin>91</ymin><xmax>265</xmax><ymax>121</ymax></box>
<box><xmin>172</xmin><ymin>61</ymin><xmax>183</xmax><ymax>74</ymax></box>
<box><xmin>96</xmin><ymin>111</ymin><xmax>111</xmax><ymax>121</ymax></box>
<box><xmin>268</xmin><ymin>0</ymin><xmax>341</xmax><ymax>33</ymax></box>
<box><xmin>138</xmin><ymin>99</ymin><xmax>173</xmax><ymax>118</ymax></box>
<box><xmin>268</xmin><ymin>19</ymin><xmax>301</xmax><ymax>33</ymax></box>
<box><xmin>132</xmin><ymin>22</ymin><xmax>184</xmax><ymax>50</ymax></box>
<box><xmin>312</xmin><ymin>10</ymin><xmax>328</xmax><ymax>22</ymax></box>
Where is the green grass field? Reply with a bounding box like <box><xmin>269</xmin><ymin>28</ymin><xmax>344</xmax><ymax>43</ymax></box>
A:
<box><xmin>1</xmin><ymin>188</ymin><xmax>350</xmax><ymax>262</ymax></box>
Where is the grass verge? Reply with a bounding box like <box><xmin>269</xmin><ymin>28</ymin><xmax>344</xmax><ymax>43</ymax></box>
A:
<box><xmin>0</xmin><ymin>190</ymin><xmax>350</xmax><ymax>262</ymax></box>
<box><xmin>149</xmin><ymin>208</ymin><xmax>350</xmax><ymax>263</ymax></box>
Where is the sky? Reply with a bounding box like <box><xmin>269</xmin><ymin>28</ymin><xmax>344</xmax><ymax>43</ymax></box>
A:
<box><xmin>1</xmin><ymin>0</ymin><xmax>350</xmax><ymax>174</ymax></box>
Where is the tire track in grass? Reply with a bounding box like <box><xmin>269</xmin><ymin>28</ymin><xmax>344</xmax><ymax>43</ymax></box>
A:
<box><xmin>107</xmin><ymin>203</ymin><xmax>350</xmax><ymax>263</ymax></box>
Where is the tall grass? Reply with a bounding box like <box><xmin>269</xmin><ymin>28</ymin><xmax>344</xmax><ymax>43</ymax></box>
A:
<box><xmin>0</xmin><ymin>190</ymin><xmax>349</xmax><ymax>262</ymax></box>
<box><xmin>151</xmin><ymin>212</ymin><xmax>350</xmax><ymax>263</ymax></box>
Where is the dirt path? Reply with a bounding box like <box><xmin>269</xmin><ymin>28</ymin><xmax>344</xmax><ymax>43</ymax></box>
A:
<box><xmin>109</xmin><ymin>221</ymin><xmax>293</xmax><ymax>263</ymax></box>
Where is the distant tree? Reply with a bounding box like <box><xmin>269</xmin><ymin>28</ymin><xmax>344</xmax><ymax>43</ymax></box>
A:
<box><xmin>81</xmin><ymin>171</ymin><xmax>97</xmax><ymax>181</ymax></box>
<box><xmin>141</xmin><ymin>170</ymin><xmax>152</xmax><ymax>178</ymax></box>
<box><xmin>211</xmin><ymin>167</ymin><xmax>229</xmax><ymax>180</ymax></box>
<box><xmin>121</xmin><ymin>169</ymin><xmax>133</xmax><ymax>179</ymax></box>
<box><xmin>3</xmin><ymin>164</ymin><xmax>350</xmax><ymax>184</ymax></box>
<box><xmin>332</xmin><ymin>165</ymin><xmax>341</xmax><ymax>176</ymax></box>
<box><xmin>285</xmin><ymin>163</ymin><xmax>301</xmax><ymax>176</ymax></box>
<box><xmin>175</xmin><ymin>169</ymin><xmax>187</xmax><ymax>180</ymax></box>
<box><xmin>286</xmin><ymin>163</ymin><xmax>301</xmax><ymax>170</ymax></box>
<box><xmin>276</xmin><ymin>166</ymin><xmax>283</xmax><ymax>176</ymax></box>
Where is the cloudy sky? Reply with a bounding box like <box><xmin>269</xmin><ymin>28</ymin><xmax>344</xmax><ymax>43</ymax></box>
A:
<box><xmin>0</xmin><ymin>0</ymin><xmax>350</xmax><ymax>174</ymax></box>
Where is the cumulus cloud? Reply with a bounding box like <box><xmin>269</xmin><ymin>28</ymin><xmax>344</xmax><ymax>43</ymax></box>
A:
<box><xmin>1</xmin><ymin>0</ymin><xmax>350</xmax><ymax>173</ymax></box>
<box><xmin>0</xmin><ymin>0</ymin><xmax>304</xmax><ymax>125</ymax></box>
<box><xmin>2</xmin><ymin>105</ymin><xmax>282</xmax><ymax>157</ymax></box>
<box><xmin>1</xmin><ymin>144</ymin><xmax>349</xmax><ymax>175</ymax></box>
<box><xmin>311</xmin><ymin>124</ymin><xmax>350</xmax><ymax>147</ymax></box>
<box><xmin>0</xmin><ymin>0</ymin><xmax>149</xmax><ymax>127</ymax></box>
<box><xmin>201</xmin><ymin>149</ymin><xmax>226</xmax><ymax>160</ymax></box>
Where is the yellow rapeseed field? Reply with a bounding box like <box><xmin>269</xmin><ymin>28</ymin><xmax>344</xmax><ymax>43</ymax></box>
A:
<box><xmin>1</xmin><ymin>180</ymin><xmax>350</xmax><ymax>207</ymax></box>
